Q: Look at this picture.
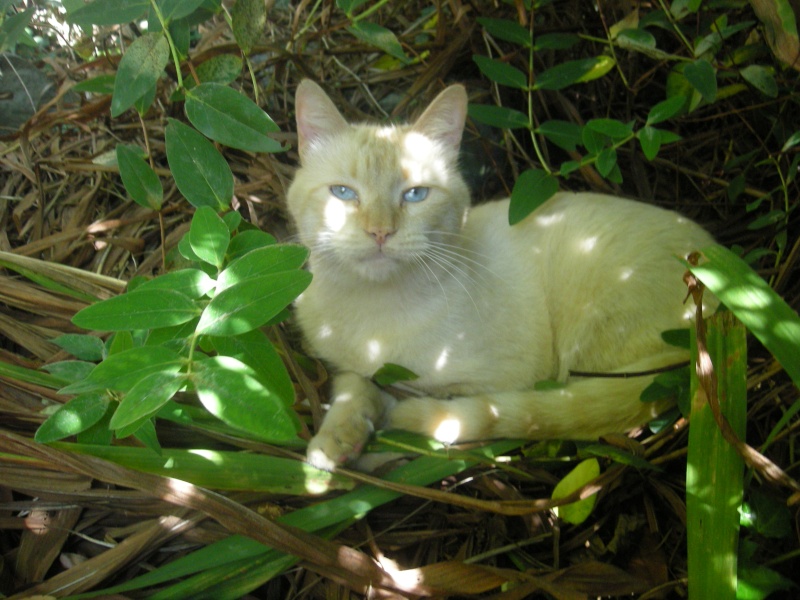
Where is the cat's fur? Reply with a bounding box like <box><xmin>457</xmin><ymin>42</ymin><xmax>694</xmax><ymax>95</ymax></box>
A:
<box><xmin>287</xmin><ymin>80</ymin><xmax>714</xmax><ymax>470</ymax></box>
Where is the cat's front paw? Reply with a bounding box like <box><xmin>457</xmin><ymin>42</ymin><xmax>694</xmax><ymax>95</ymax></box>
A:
<box><xmin>306</xmin><ymin>414</ymin><xmax>374</xmax><ymax>471</ymax></box>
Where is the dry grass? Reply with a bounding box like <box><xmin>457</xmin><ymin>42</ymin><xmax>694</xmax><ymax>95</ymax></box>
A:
<box><xmin>1</xmin><ymin>1</ymin><xmax>799</xmax><ymax>598</ymax></box>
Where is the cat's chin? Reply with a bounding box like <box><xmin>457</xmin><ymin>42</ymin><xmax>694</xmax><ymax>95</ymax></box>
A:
<box><xmin>350</xmin><ymin>255</ymin><xmax>408</xmax><ymax>282</ymax></box>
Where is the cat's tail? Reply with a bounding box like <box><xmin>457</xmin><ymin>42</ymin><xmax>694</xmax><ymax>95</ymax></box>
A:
<box><xmin>387</xmin><ymin>351</ymin><xmax>688</xmax><ymax>442</ymax></box>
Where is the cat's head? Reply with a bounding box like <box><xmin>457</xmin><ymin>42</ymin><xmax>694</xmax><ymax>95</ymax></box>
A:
<box><xmin>287</xmin><ymin>80</ymin><xmax>471</xmax><ymax>282</ymax></box>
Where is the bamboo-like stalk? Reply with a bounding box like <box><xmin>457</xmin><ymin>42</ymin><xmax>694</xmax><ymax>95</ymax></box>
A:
<box><xmin>687</xmin><ymin>311</ymin><xmax>747</xmax><ymax>599</ymax></box>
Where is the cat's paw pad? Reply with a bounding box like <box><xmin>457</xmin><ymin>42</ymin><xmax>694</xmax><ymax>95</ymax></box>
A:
<box><xmin>306</xmin><ymin>415</ymin><xmax>373</xmax><ymax>471</ymax></box>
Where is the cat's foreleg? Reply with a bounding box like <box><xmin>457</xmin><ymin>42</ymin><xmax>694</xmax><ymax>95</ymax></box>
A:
<box><xmin>307</xmin><ymin>371</ymin><xmax>396</xmax><ymax>470</ymax></box>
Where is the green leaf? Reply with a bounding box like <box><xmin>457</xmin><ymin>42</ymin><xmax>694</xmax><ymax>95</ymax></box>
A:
<box><xmin>111</xmin><ymin>371</ymin><xmax>187</xmax><ymax>430</ymax></box>
<box><xmin>185</xmin><ymin>84</ymin><xmax>283</xmax><ymax>153</ymax></box>
<box><xmin>72</xmin><ymin>74</ymin><xmax>116</xmax><ymax>95</ymax></box>
<box><xmin>689</xmin><ymin>245</ymin><xmax>800</xmax><ymax>387</ymax></box>
<box><xmin>165</xmin><ymin>118</ymin><xmax>234</xmax><ymax>209</ymax></box>
<box><xmin>52</xmin><ymin>334</ymin><xmax>106</xmax><ymax>361</ymax></box>
<box><xmin>473</xmin><ymin>55</ymin><xmax>527</xmax><ymax>89</ymax></box>
<box><xmin>684</xmin><ymin>59</ymin><xmax>717</xmax><ymax>103</ymax></box>
<box><xmin>662</xmin><ymin>328</ymin><xmax>690</xmax><ymax>348</ymax></box>
<box><xmin>60</xmin><ymin>346</ymin><xmax>184</xmax><ymax>395</ymax></box>
<box><xmin>217</xmin><ymin>244</ymin><xmax>308</xmax><ymax>291</ymax></box>
<box><xmin>111</xmin><ymin>33</ymin><xmax>170</xmax><ymax>117</ymax></box>
<box><xmin>739</xmin><ymin>65</ymin><xmax>778</xmax><ymax>98</ymax></box>
<box><xmin>509</xmin><ymin>169</ymin><xmax>559</xmax><ymax>225</ymax></box>
<box><xmin>582</xmin><ymin>444</ymin><xmax>660</xmax><ymax>472</ymax></box>
<box><xmin>196</xmin><ymin>271</ymin><xmax>311</xmax><ymax>336</ymax></box>
<box><xmin>226</xmin><ymin>230</ymin><xmax>277</xmax><ymax>261</ymax></box>
<box><xmin>373</xmin><ymin>363</ymin><xmax>420</xmax><ymax>386</ymax></box>
<box><xmin>586</xmin><ymin>118</ymin><xmax>633</xmax><ymax>139</ymax></box>
<box><xmin>638</xmin><ymin>126</ymin><xmax>662</xmax><ymax>160</ymax></box>
<box><xmin>467</xmin><ymin>104</ymin><xmax>529</xmax><ymax>129</ymax></box>
<box><xmin>158</xmin><ymin>0</ymin><xmax>206</xmax><ymax>22</ymax></box>
<box><xmin>336</xmin><ymin>0</ymin><xmax>371</xmax><ymax>13</ymax></box>
<box><xmin>646</xmin><ymin>95</ymin><xmax>687</xmax><ymax>125</ymax></box>
<box><xmin>193</xmin><ymin>356</ymin><xmax>300</xmax><ymax>442</ymax></box>
<box><xmin>67</xmin><ymin>0</ymin><xmax>149</xmax><ymax>26</ymax></box>
<box><xmin>136</xmin><ymin>269</ymin><xmax>216</xmax><ymax>299</ymax></box>
<box><xmin>210</xmin><ymin>329</ymin><xmax>295</xmax><ymax>406</ymax></box>
<box><xmin>41</xmin><ymin>361</ymin><xmax>96</xmax><ymax>383</ymax></box>
<box><xmin>595</xmin><ymin>148</ymin><xmax>617</xmax><ymax>177</ymax></box>
<box><xmin>348</xmin><ymin>22</ymin><xmax>409</xmax><ymax>64</ymax></box>
<box><xmin>56</xmin><ymin>443</ymin><xmax>351</xmax><ymax>493</ymax></box>
<box><xmin>537</xmin><ymin>120</ymin><xmax>583</xmax><ymax>152</ymax></box>
<box><xmin>73</xmin><ymin>289</ymin><xmax>199</xmax><ymax>332</ymax></box>
<box><xmin>189</xmin><ymin>54</ymin><xmax>243</xmax><ymax>89</ymax></box>
<box><xmin>190</xmin><ymin>206</ymin><xmax>230</xmax><ymax>268</ymax></box>
<box><xmin>781</xmin><ymin>130</ymin><xmax>800</xmax><ymax>152</ymax></box>
<box><xmin>231</xmin><ymin>0</ymin><xmax>266</xmax><ymax>54</ymax></box>
<box><xmin>116</xmin><ymin>144</ymin><xmax>163</xmax><ymax>210</ymax></box>
<box><xmin>552</xmin><ymin>458</ymin><xmax>600</xmax><ymax>525</ymax></box>
<box><xmin>477</xmin><ymin>17</ymin><xmax>531</xmax><ymax>46</ymax></box>
<box><xmin>534</xmin><ymin>32</ymin><xmax>581</xmax><ymax>50</ymax></box>
<box><xmin>0</xmin><ymin>7</ymin><xmax>34</xmax><ymax>53</ymax></box>
<box><xmin>35</xmin><ymin>393</ymin><xmax>109</xmax><ymax>443</ymax></box>
<box><xmin>535</xmin><ymin>57</ymin><xmax>615</xmax><ymax>90</ymax></box>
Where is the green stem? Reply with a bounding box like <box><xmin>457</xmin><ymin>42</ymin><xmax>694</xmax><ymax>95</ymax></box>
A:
<box><xmin>350</xmin><ymin>0</ymin><xmax>392</xmax><ymax>23</ymax></box>
<box><xmin>149</xmin><ymin>0</ymin><xmax>183</xmax><ymax>89</ymax></box>
<box><xmin>527</xmin><ymin>20</ymin><xmax>552</xmax><ymax>175</ymax></box>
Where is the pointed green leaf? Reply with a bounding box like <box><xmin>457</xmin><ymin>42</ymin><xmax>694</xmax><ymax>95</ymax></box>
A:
<box><xmin>509</xmin><ymin>169</ymin><xmax>559</xmax><ymax>225</ymax></box>
<box><xmin>185</xmin><ymin>83</ymin><xmax>283</xmax><ymax>153</ymax></box>
<box><xmin>638</xmin><ymin>126</ymin><xmax>662</xmax><ymax>160</ymax></box>
<box><xmin>646</xmin><ymin>95</ymin><xmax>687</xmax><ymax>125</ymax></box>
<box><xmin>477</xmin><ymin>17</ymin><xmax>531</xmax><ymax>47</ymax></box>
<box><xmin>684</xmin><ymin>59</ymin><xmax>717</xmax><ymax>103</ymax></box>
<box><xmin>111</xmin><ymin>33</ymin><xmax>169</xmax><ymax>117</ymax></box>
<box><xmin>535</xmin><ymin>57</ymin><xmax>614</xmax><ymax>90</ymax></box>
<box><xmin>586</xmin><ymin>118</ymin><xmax>633</xmax><ymax>139</ymax></box>
<box><xmin>158</xmin><ymin>0</ymin><xmax>206</xmax><ymax>22</ymax></box>
<box><xmin>467</xmin><ymin>104</ymin><xmax>529</xmax><ymax>129</ymax></box>
<box><xmin>217</xmin><ymin>244</ymin><xmax>308</xmax><ymax>291</ymax></box>
<box><xmin>116</xmin><ymin>144</ymin><xmax>163</xmax><ymax>210</ymax></box>
<box><xmin>196</xmin><ymin>271</ymin><xmax>311</xmax><ymax>336</ymax></box>
<box><xmin>52</xmin><ymin>334</ymin><xmax>106</xmax><ymax>361</ymax></box>
<box><xmin>226</xmin><ymin>230</ymin><xmax>277</xmax><ymax>261</ymax></box>
<box><xmin>739</xmin><ymin>65</ymin><xmax>778</xmax><ymax>98</ymax></box>
<box><xmin>348</xmin><ymin>21</ymin><xmax>409</xmax><ymax>64</ymax></box>
<box><xmin>473</xmin><ymin>54</ymin><xmax>527</xmax><ymax>89</ymax></box>
<box><xmin>552</xmin><ymin>458</ymin><xmax>601</xmax><ymax>525</ymax></box>
<box><xmin>373</xmin><ymin>363</ymin><xmax>420</xmax><ymax>386</ymax></box>
<box><xmin>35</xmin><ymin>393</ymin><xmax>109</xmax><ymax>443</ymax></box>
<box><xmin>111</xmin><ymin>371</ymin><xmax>187</xmax><ymax>430</ymax></box>
<box><xmin>231</xmin><ymin>0</ymin><xmax>266</xmax><ymax>55</ymax></box>
<box><xmin>0</xmin><ymin>7</ymin><xmax>34</xmax><ymax>53</ymax></box>
<box><xmin>136</xmin><ymin>269</ymin><xmax>216</xmax><ymax>299</ymax></box>
<box><xmin>73</xmin><ymin>289</ymin><xmax>199</xmax><ymax>331</ymax></box>
<box><xmin>165</xmin><ymin>118</ymin><xmax>234</xmax><ymax>209</ymax></box>
<box><xmin>537</xmin><ymin>120</ymin><xmax>583</xmax><ymax>151</ymax></box>
<box><xmin>190</xmin><ymin>206</ymin><xmax>230</xmax><ymax>268</ymax></box>
<box><xmin>534</xmin><ymin>32</ymin><xmax>581</xmax><ymax>50</ymax></box>
<box><xmin>193</xmin><ymin>356</ymin><xmax>300</xmax><ymax>442</ymax></box>
<box><xmin>60</xmin><ymin>346</ymin><xmax>184</xmax><ymax>395</ymax></box>
<box><xmin>595</xmin><ymin>147</ymin><xmax>618</xmax><ymax>177</ymax></box>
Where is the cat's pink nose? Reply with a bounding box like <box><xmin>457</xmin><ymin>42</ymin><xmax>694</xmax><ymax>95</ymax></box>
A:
<box><xmin>368</xmin><ymin>229</ymin><xmax>395</xmax><ymax>246</ymax></box>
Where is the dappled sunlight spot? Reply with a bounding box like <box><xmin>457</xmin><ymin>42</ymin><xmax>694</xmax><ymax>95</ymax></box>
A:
<box><xmin>435</xmin><ymin>347</ymin><xmax>450</xmax><ymax>370</ymax></box>
<box><xmin>377</xmin><ymin>555</ymin><xmax>424</xmax><ymax>590</ymax></box>
<box><xmin>317</xmin><ymin>323</ymin><xmax>333</xmax><ymax>339</ymax></box>
<box><xmin>433</xmin><ymin>417</ymin><xmax>461</xmax><ymax>444</ymax></box>
<box><xmin>489</xmin><ymin>404</ymin><xmax>499</xmax><ymax>418</ymax></box>
<box><xmin>579</xmin><ymin>236</ymin><xmax>598</xmax><ymax>253</ymax></box>
<box><xmin>333</xmin><ymin>391</ymin><xmax>353</xmax><ymax>404</ymax></box>
<box><xmin>324</xmin><ymin>198</ymin><xmax>348</xmax><ymax>232</ymax></box>
<box><xmin>619</xmin><ymin>267</ymin><xmax>634</xmax><ymax>281</ymax></box>
<box><xmin>402</xmin><ymin>132</ymin><xmax>449</xmax><ymax>183</ymax></box>
<box><xmin>535</xmin><ymin>211</ymin><xmax>564</xmax><ymax>227</ymax></box>
<box><xmin>729</xmin><ymin>285</ymin><xmax>772</xmax><ymax>309</ymax></box>
<box><xmin>375</xmin><ymin>125</ymin><xmax>398</xmax><ymax>140</ymax></box>
<box><xmin>302</xmin><ymin>463</ymin><xmax>336</xmax><ymax>495</ymax></box>
<box><xmin>188</xmin><ymin>449</ymin><xmax>224</xmax><ymax>466</ymax></box>
<box><xmin>367</xmin><ymin>339</ymin><xmax>382</xmax><ymax>362</ymax></box>
<box><xmin>773</xmin><ymin>319</ymin><xmax>800</xmax><ymax>342</ymax></box>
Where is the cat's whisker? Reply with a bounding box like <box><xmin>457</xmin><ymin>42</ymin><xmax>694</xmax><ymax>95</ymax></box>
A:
<box><xmin>419</xmin><ymin>250</ymin><xmax>483</xmax><ymax>319</ymax></box>
<box><xmin>411</xmin><ymin>254</ymin><xmax>451</xmax><ymax>314</ymax></box>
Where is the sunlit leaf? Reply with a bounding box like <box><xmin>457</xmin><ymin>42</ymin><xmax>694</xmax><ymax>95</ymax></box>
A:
<box><xmin>190</xmin><ymin>206</ymin><xmax>230</xmax><ymax>268</ymax></box>
<box><xmin>552</xmin><ymin>458</ymin><xmax>600</xmax><ymax>524</ymax></box>
<box><xmin>216</xmin><ymin>244</ymin><xmax>308</xmax><ymax>291</ymax></box>
<box><xmin>185</xmin><ymin>83</ymin><xmax>283</xmax><ymax>153</ymax></box>
<box><xmin>72</xmin><ymin>290</ymin><xmax>199</xmax><ymax>331</ymax></box>
<box><xmin>111</xmin><ymin>371</ymin><xmax>187</xmax><ymax>430</ymax></box>
<box><xmin>35</xmin><ymin>393</ymin><xmax>109</xmax><ymax>443</ymax></box>
<box><xmin>135</xmin><ymin>269</ymin><xmax>216</xmax><ymax>299</ymax></box>
<box><xmin>348</xmin><ymin>22</ymin><xmax>409</xmax><ymax>64</ymax></box>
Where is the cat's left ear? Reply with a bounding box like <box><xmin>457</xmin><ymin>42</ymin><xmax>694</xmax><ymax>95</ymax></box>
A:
<box><xmin>411</xmin><ymin>85</ymin><xmax>468</xmax><ymax>149</ymax></box>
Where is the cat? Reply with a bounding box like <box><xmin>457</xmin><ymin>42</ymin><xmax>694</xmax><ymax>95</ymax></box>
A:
<box><xmin>286</xmin><ymin>79</ymin><xmax>715</xmax><ymax>471</ymax></box>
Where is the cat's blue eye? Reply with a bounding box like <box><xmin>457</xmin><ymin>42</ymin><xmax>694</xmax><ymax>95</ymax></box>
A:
<box><xmin>403</xmin><ymin>187</ymin><xmax>429</xmax><ymax>203</ymax></box>
<box><xmin>330</xmin><ymin>185</ymin><xmax>358</xmax><ymax>201</ymax></box>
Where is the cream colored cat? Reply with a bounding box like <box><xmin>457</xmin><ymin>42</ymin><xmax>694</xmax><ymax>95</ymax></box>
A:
<box><xmin>287</xmin><ymin>79</ymin><xmax>714</xmax><ymax>470</ymax></box>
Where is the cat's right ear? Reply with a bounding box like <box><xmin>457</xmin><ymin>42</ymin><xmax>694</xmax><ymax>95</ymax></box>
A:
<box><xmin>295</xmin><ymin>80</ymin><xmax>349</xmax><ymax>161</ymax></box>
